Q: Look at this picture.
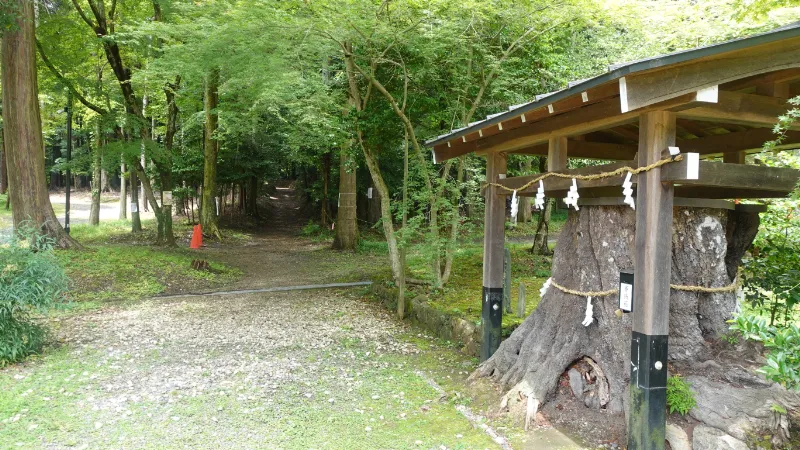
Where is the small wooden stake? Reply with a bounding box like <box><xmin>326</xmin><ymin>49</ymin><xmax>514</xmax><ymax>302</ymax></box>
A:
<box><xmin>517</xmin><ymin>283</ymin><xmax>526</xmax><ymax>318</ymax></box>
<box><xmin>503</xmin><ymin>248</ymin><xmax>512</xmax><ymax>313</ymax></box>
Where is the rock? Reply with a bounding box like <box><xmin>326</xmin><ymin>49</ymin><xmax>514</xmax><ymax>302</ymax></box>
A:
<box><xmin>665</xmin><ymin>423</ymin><xmax>690</xmax><ymax>450</ymax></box>
<box><xmin>687</xmin><ymin>375</ymin><xmax>800</xmax><ymax>441</ymax></box>
<box><xmin>693</xmin><ymin>425</ymin><xmax>748</xmax><ymax>450</ymax></box>
<box><xmin>567</xmin><ymin>368</ymin><xmax>584</xmax><ymax>398</ymax></box>
<box><xmin>583</xmin><ymin>391</ymin><xmax>600</xmax><ymax>409</ymax></box>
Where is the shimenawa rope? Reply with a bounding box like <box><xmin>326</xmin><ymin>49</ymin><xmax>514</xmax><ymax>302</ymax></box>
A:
<box><xmin>482</xmin><ymin>154</ymin><xmax>683</xmax><ymax>194</ymax></box>
<box><xmin>546</xmin><ymin>269</ymin><xmax>741</xmax><ymax>298</ymax></box>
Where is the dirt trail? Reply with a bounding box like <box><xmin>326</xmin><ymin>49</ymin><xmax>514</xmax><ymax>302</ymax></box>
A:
<box><xmin>205</xmin><ymin>183</ymin><xmax>381</xmax><ymax>291</ymax></box>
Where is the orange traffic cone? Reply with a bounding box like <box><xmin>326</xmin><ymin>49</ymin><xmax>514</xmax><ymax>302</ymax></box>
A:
<box><xmin>196</xmin><ymin>224</ymin><xmax>203</xmax><ymax>247</ymax></box>
<box><xmin>190</xmin><ymin>225</ymin><xmax>201</xmax><ymax>249</ymax></box>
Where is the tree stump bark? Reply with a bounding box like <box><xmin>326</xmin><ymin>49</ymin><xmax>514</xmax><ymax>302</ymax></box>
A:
<box><xmin>474</xmin><ymin>205</ymin><xmax>757</xmax><ymax>416</ymax></box>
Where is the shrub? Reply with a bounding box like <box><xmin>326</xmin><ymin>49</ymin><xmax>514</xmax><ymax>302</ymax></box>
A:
<box><xmin>666</xmin><ymin>375</ymin><xmax>696</xmax><ymax>415</ymax></box>
<box><xmin>0</xmin><ymin>226</ymin><xmax>69</xmax><ymax>366</ymax></box>
<box><xmin>730</xmin><ymin>313</ymin><xmax>800</xmax><ymax>390</ymax></box>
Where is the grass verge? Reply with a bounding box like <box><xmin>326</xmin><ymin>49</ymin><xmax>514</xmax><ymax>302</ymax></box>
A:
<box><xmin>56</xmin><ymin>220</ymin><xmax>242</xmax><ymax>304</ymax></box>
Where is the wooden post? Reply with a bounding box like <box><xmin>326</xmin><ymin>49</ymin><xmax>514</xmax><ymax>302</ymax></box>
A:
<box><xmin>628</xmin><ymin>111</ymin><xmax>676</xmax><ymax>450</ymax></box>
<box><xmin>481</xmin><ymin>151</ymin><xmax>507</xmax><ymax>361</ymax></box>
<box><xmin>547</xmin><ymin>136</ymin><xmax>568</xmax><ymax>172</ymax></box>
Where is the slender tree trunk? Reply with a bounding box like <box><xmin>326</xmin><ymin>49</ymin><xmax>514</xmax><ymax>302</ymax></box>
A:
<box><xmin>1</xmin><ymin>0</ymin><xmax>78</xmax><ymax>248</ymax></box>
<box><xmin>130</xmin><ymin>162</ymin><xmax>142</xmax><ymax>232</ymax></box>
<box><xmin>119</xmin><ymin>161</ymin><xmax>127</xmax><ymax>219</ymax></box>
<box><xmin>441</xmin><ymin>156</ymin><xmax>466</xmax><ymax>284</ymax></box>
<box><xmin>520</xmin><ymin>158</ymin><xmax>532</xmax><ymax>223</ymax></box>
<box><xmin>361</xmin><ymin>139</ymin><xmax>402</xmax><ymax>282</ymax></box>
<box><xmin>89</xmin><ymin>122</ymin><xmax>102</xmax><ymax>225</ymax></box>
<box><xmin>398</xmin><ymin>131</ymin><xmax>410</xmax><ymax>320</ymax></box>
<box><xmin>201</xmin><ymin>68</ymin><xmax>221</xmax><ymax>239</ymax></box>
<box><xmin>159</xmin><ymin>76</ymin><xmax>179</xmax><ymax>247</ymax></box>
<box><xmin>531</xmin><ymin>156</ymin><xmax>551</xmax><ymax>254</ymax></box>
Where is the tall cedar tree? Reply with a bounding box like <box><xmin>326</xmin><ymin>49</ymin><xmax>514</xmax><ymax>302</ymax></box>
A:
<box><xmin>2</xmin><ymin>0</ymin><xmax>79</xmax><ymax>248</ymax></box>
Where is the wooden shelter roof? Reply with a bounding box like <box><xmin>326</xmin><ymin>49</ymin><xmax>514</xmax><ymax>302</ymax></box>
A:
<box><xmin>426</xmin><ymin>22</ymin><xmax>800</xmax><ymax>164</ymax></box>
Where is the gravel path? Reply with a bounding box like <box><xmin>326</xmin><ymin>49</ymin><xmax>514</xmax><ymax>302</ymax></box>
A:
<box><xmin>0</xmin><ymin>185</ymin><xmax>581</xmax><ymax>449</ymax></box>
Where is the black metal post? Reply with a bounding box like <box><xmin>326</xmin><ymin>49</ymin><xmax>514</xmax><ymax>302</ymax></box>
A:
<box><xmin>65</xmin><ymin>91</ymin><xmax>72</xmax><ymax>234</ymax></box>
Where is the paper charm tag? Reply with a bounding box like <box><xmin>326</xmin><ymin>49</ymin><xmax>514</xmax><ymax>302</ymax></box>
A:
<box><xmin>540</xmin><ymin>278</ymin><xmax>552</xmax><ymax>298</ymax></box>
<box><xmin>534</xmin><ymin>181</ymin><xmax>545</xmax><ymax>210</ymax></box>
<box><xmin>582</xmin><ymin>297</ymin><xmax>594</xmax><ymax>327</ymax></box>
<box><xmin>510</xmin><ymin>190</ymin><xmax>519</xmax><ymax>224</ymax></box>
<box><xmin>563</xmin><ymin>178</ymin><xmax>580</xmax><ymax>211</ymax></box>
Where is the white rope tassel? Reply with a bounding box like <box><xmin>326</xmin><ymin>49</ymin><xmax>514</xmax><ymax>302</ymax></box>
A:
<box><xmin>540</xmin><ymin>278</ymin><xmax>552</xmax><ymax>298</ymax></box>
<box><xmin>534</xmin><ymin>181</ymin><xmax>545</xmax><ymax>210</ymax></box>
<box><xmin>510</xmin><ymin>190</ymin><xmax>519</xmax><ymax>224</ymax></box>
<box><xmin>563</xmin><ymin>178</ymin><xmax>580</xmax><ymax>211</ymax></box>
<box><xmin>622</xmin><ymin>172</ymin><xmax>635</xmax><ymax>210</ymax></box>
<box><xmin>582</xmin><ymin>296</ymin><xmax>594</xmax><ymax>327</ymax></box>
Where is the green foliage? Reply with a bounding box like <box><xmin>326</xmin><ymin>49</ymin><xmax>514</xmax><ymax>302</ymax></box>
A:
<box><xmin>666</xmin><ymin>376</ymin><xmax>696</xmax><ymax>415</ymax></box>
<box><xmin>730</xmin><ymin>313</ymin><xmax>800</xmax><ymax>389</ymax></box>
<box><xmin>0</xmin><ymin>226</ymin><xmax>69</xmax><ymax>366</ymax></box>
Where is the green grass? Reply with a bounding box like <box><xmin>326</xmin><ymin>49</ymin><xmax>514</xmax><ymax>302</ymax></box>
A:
<box><xmin>57</xmin><ymin>220</ymin><xmax>242</xmax><ymax>303</ymax></box>
<box><xmin>425</xmin><ymin>243</ymin><xmax>551</xmax><ymax>334</ymax></box>
<box><xmin>0</xmin><ymin>316</ymin><xmax>497</xmax><ymax>449</ymax></box>
<box><xmin>0</xmin><ymin>347</ymin><xmax>110</xmax><ymax>447</ymax></box>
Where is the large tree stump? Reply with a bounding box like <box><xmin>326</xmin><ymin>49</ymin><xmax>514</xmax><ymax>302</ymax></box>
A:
<box><xmin>474</xmin><ymin>205</ymin><xmax>757</xmax><ymax>417</ymax></box>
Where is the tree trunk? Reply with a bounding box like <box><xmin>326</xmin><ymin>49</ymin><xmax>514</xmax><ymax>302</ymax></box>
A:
<box><xmin>362</xmin><ymin>143</ymin><xmax>402</xmax><ymax>282</ymax></box>
<box><xmin>332</xmin><ymin>149</ymin><xmax>359</xmax><ymax>250</ymax></box>
<box><xmin>247</xmin><ymin>176</ymin><xmax>259</xmax><ymax>217</ymax></box>
<box><xmin>333</xmin><ymin>43</ymin><xmax>361</xmax><ymax>250</ymax></box>
<box><xmin>0</xmin><ymin>127</ymin><xmax>8</xmax><ymax>194</ymax></box>
<box><xmin>159</xmin><ymin>77</ymin><xmax>179</xmax><ymax>247</ymax></box>
<box><xmin>520</xmin><ymin>158</ymin><xmax>532</xmax><ymax>223</ymax></box>
<box><xmin>119</xmin><ymin>161</ymin><xmax>127</xmax><ymax>219</ymax></box>
<box><xmin>531</xmin><ymin>157</ymin><xmax>551</xmax><ymax>255</ymax></box>
<box><xmin>1</xmin><ymin>0</ymin><xmax>78</xmax><ymax>248</ymax></box>
<box><xmin>474</xmin><ymin>206</ymin><xmax>756</xmax><ymax>418</ymax></box>
<box><xmin>200</xmin><ymin>68</ymin><xmax>221</xmax><ymax>239</ymax></box>
<box><xmin>89</xmin><ymin>122</ymin><xmax>102</xmax><ymax>225</ymax></box>
<box><xmin>321</xmin><ymin>151</ymin><xmax>332</xmax><ymax>227</ymax></box>
<box><xmin>130</xmin><ymin>163</ymin><xmax>142</xmax><ymax>232</ymax></box>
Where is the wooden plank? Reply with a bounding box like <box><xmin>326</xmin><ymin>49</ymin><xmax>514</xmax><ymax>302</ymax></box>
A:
<box><xmin>661</xmin><ymin>159</ymin><xmax>800</xmax><ymax>191</ymax></box>
<box><xmin>481</xmin><ymin>151</ymin><xmax>507</xmax><ymax>361</ymax></box>
<box><xmin>676</xmin><ymin>128</ymin><xmax>800</xmax><ymax>155</ymax></box>
<box><xmin>677</xmin><ymin>90</ymin><xmax>791</xmax><ymax>127</ymax></box>
<box><xmin>578</xmin><ymin>197</ymin><xmax>735</xmax><ymax>210</ymax></box>
<box><xmin>500</xmin><ymin>161</ymin><xmax>633</xmax><ymax>194</ymax></box>
<box><xmin>622</xmin><ymin>35</ymin><xmax>800</xmax><ymax>111</ymax></box>
<box><xmin>513</xmin><ymin>140</ymin><xmax>637</xmax><ymax>160</ymax></box>
<box><xmin>628</xmin><ymin>110</ymin><xmax>675</xmax><ymax>450</ymax></box>
<box><xmin>673</xmin><ymin>186</ymin><xmax>793</xmax><ymax>199</ymax></box>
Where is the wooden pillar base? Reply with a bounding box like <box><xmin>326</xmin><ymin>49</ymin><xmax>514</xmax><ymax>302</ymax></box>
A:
<box><xmin>628</xmin><ymin>332</ymin><xmax>668</xmax><ymax>449</ymax></box>
<box><xmin>481</xmin><ymin>287</ymin><xmax>503</xmax><ymax>362</ymax></box>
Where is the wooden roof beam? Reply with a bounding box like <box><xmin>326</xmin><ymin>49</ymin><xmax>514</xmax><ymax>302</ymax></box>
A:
<box><xmin>620</xmin><ymin>35</ymin><xmax>800</xmax><ymax>112</ymax></box>
<box><xmin>677</xmin><ymin>90</ymin><xmax>792</xmax><ymax>127</ymax></box>
<box><xmin>512</xmin><ymin>140</ymin><xmax>637</xmax><ymax>160</ymax></box>
<box><xmin>676</xmin><ymin>128</ymin><xmax>800</xmax><ymax>155</ymax></box>
<box><xmin>475</xmin><ymin>91</ymin><xmax>709</xmax><ymax>155</ymax></box>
